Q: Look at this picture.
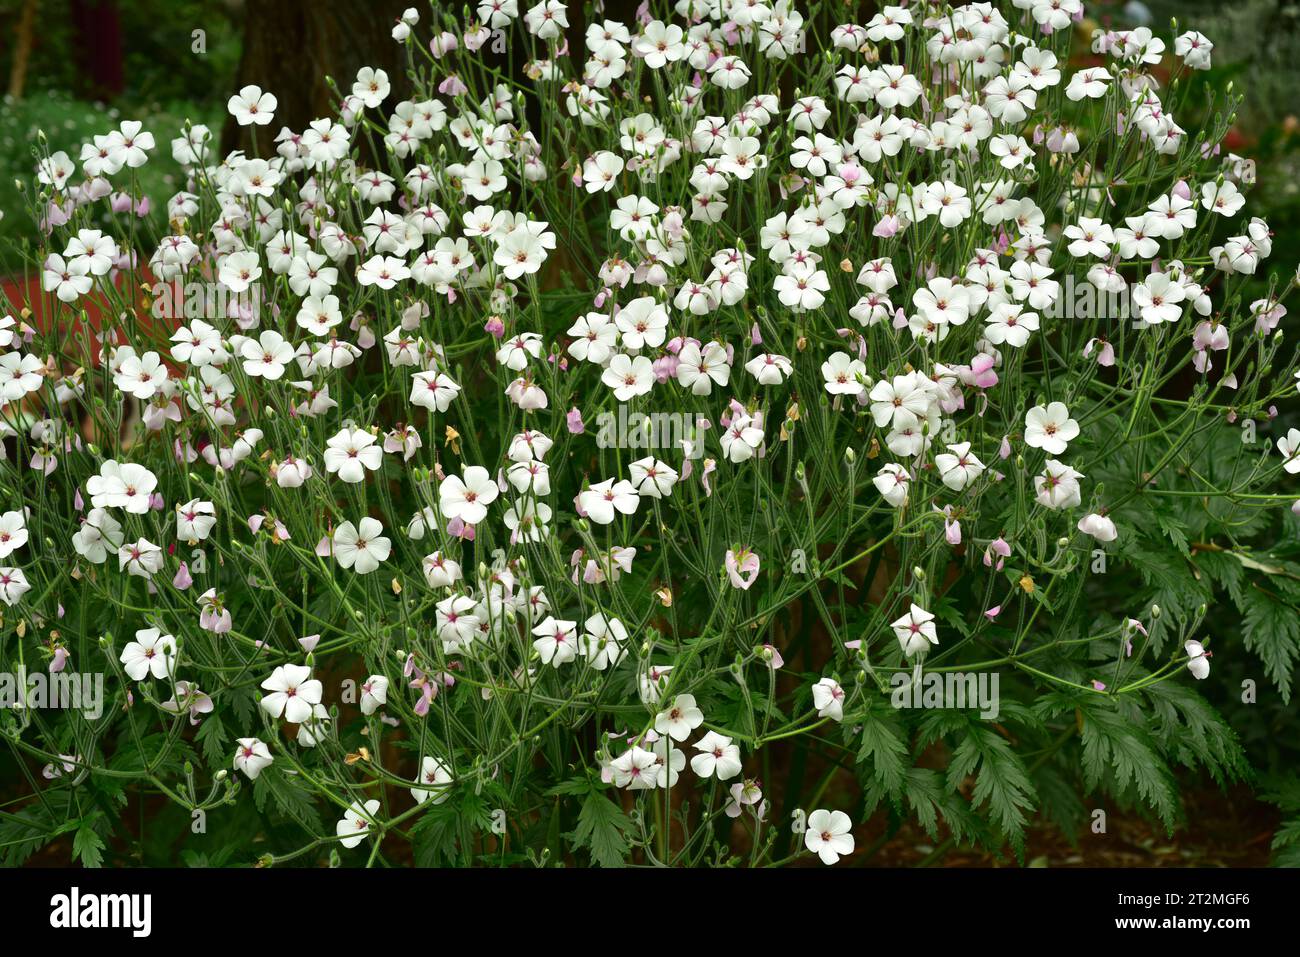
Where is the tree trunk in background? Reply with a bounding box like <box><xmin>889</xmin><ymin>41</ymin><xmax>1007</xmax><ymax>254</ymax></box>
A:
<box><xmin>69</xmin><ymin>0</ymin><xmax>124</xmax><ymax>100</ymax></box>
<box><xmin>221</xmin><ymin>0</ymin><xmax>413</xmax><ymax>161</ymax></box>
<box><xmin>6</xmin><ymin>0</ymin><xmax>38</xmax><ymax>99</ymax></box>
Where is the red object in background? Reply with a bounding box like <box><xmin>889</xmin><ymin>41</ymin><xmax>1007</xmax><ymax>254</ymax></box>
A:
<box><xmin>1</xmin><ymin>269</ymin><xmax>166</xmax><ymax>369</ymax></box>
<box><xmin>1224</xmin><ymin>127</ymin><xmax>1250</xmax><ymax>153</ymax></box>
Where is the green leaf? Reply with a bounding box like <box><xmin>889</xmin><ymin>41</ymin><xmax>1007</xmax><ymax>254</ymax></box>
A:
<box><xmin>1144</xmin><ymin>682</ymin><xmax>1248</xmax><ymax>786</ymax></box>
<box><xmin>948</xmin><ymin>723</ymin><xmax>1036</xmax><ymax>855</ymax></box>
<box><xmin>73</xmin><ymin>820</ymin><xmax>106</xmax><ymax>868</ymax></box>
<box><xmin>0</xmin><ymin>805</ymin><xmax>58</xmax><ymax>866</ymax></box>
<box><xmin>253</xmin><ymin>767</ymin><xmax>320</xmax><ymax>832</ymax></box>
<box><xmin>856</xmin><ymin>699</ymin><xmax>909</xmax><ymax>804</ymax></box>
<box><xmin>1240</xmin><ymin>583</ymin><xmax>1300</xmax><ymax>703</ymax></box>
<box><xmin>572</xmin><ymin>790</ymin><xmax>630</xmax><ymax>868</ymax></box>
<box><xmin>1128</xmin><ymin>544</ymin><xmax>1210</xmax><ymax>643</ymax></box>
<box><xmin>195</xmin><ymin>713</ymin><xmax>229</xmax><ymax>769</ymax></box>
<box><xmin>1078</xmin><ymin>701</ymin><xmax>1179</xmax><ymax>829</ymax></box>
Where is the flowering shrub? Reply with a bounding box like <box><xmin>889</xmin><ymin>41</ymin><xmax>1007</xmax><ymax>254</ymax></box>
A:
<box><xmin>3</xmin><ymin>0</ymin><xmax>1299</xmax><ymax>868</ymax></box>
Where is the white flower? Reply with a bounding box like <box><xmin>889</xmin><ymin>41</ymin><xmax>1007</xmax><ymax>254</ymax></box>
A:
<box><xmin>360</xmin><ymin>675</ymin><xmax>389</xmax><ymax>715</ymax></box>
<box><xmin>580</xmin><ymin>613</ymin><xmax>628</xmax><ymax>670</ymax></box>
<box><xmin>233</xmin><ymin>738</ymin><xmax>273</xmax><ymax>780</ymax></box>
<box><xmin>0</xmin><ymin>352</ymin><xmax>45</xmax><ymax>399</ymax></box>
<box><xmin>654</xmin><ymin>693</ymin><xmax>704</xmax><ymax>742</ymax></box>
<box><xmin>583</xmin><ymin>151</ymin><xmax>624</xmax><ymax>192</ymax></box>
<box><xmin>633</xmin><ymin>20</ymin><xmax>684</xmax><ymax>69</ymax></box>
<box><xmin>934</xmin><ymin>443</ymin><xmax>985</xmax><ymax>491</ymax></box>
<box><xmin>1024</xmin><ymin>402</ymin><xmax>1080</xmax><ymax>455</ymax></box>
<box><xmin>118</xmin><ymin>538</ymin><xmax>164</xmax><ymax>577</ymax></box>
<box><xmin>219</xmin><ymin>251</ymin><xmax>262</xmax><ymax>293</ymax></box>
<box><xmin>1035</xmin><ymin>459</ymin><xmax>1085</xmax><ymax>510</ymax></box>
<box><xmin>523</xmin><ymin>0</ymin><xmax>568</xmax><ymax>39</ymax></box>
<box><xmin>323</xmin><ymin>427</ymin><xmax>383</xmax><ymax>483</ymax></box>
<box><xmin>774</xmin><ymin>262</ymin><xmax>830</xmax><ymax>310</ymax></box>
<box><xmin>676</xmin><ymin>341</ymin><xmax>730</xmax><ymax>395</ymax></box>
<box><xmin>610</xmin><ymin>746</ymin><xmax>658</xmax><ymax>790</ymax></box>
<box><xmin>87</xmin><ymin>460</ymin><xmax>157</xmax><ymax>514</ymax></box>
<box><xmin>494</xmin><ymin>228</ymin><xmax>549</xmax><ymax>279</ymax></box>
<box><xmin>1133</xmin><ymin>272</ymin><xmax>1187</xmax><ymax>325</ymax></box>
<box><xmin>357</xmin><ymin>254</ymin><xmax>411</xmax><ymax>288</ymax></box>
<box><xmin>533</xmin><ymin>615</ymin><xmax>579</xmax><ymax>666</ymax></box>
<box><xmin>745</xmin><ymin>352</ymin><xmax>794</xmax><ymax>385</ymax></box>
<box><xmin>352</xmin><ymin>67</ymin><xmax>390</xmax><ymax>108</ymax></box>
<box><xmin>1077</xmin><ymin>513</ymin><xmax>1118</xmax><ymax>542</ymax></box>
<box><xmin>579</xmin><ymin>478</ymin><xmax>639</xmax><ymax>525</ymax></box>
<box><xmin>119</xmin><ymin>628</ymin><xmax>177</xmax><ymax>681</ymax></box>
<box><xmin>410</xmin><ymin>370</ymin><xmax>461</xmax><ymax>412</ymax></box>
<box><xmin>628</xmin><ymin>457</ymin><xmax>678</xmax><ymax>499</ymax></box>
<box><xmin>422</xmin><ymin>551</ymin><xmax>463</xmax><ymax>588</ymax></box>
<box><xmin>821</xmin><ymin>351</ymin><xmax>867</xmax><ymax>396</ymax></box>
<box><xmin>0</xmin><ymin>511</ymin><xmax>28</xmax><ymax>559</ymax></box>
<box><xmin>411</xmin><ymin>757</ymin><xmax>453</xmax><ymax>805</ymax></box>
<box><xmin>651</xmin><ymin>735</ymin><xmax>685</xmax><ymax>788</ymax></box>
<box><xmin>337</xmin><ymin>799</ymin><xmax>381</xmax><ymax>849</ymax></box>
<box><xmin>176</xmin><ymin>499</ymin><xmax>216</xmax><ymax>541</ymax></box>
<box><xmin>113</xmin><ymin>350</ymin><xmax>168</xmax><ymax>399</ymax></box>
<box><xmin>1185</xmin><ymin>640</ymin><xmax>1211</xmax><ymax>680</ymax></box>
<box><xmin>228</xmin><ymin>85</ymin><xmax>277</xmax><ymax>125</ymax></box>
<box><xmin>260</xmin><ymin>664</ymin><xmax>323</xmax><ymax>724</ymax></box>
<box><xmin>567</xmin><ymin>312</ymin><xmax>618</xmax><ymax>364</ymax></box>
<box><xmin>892</xmin><ymin>603</ymin><xmax>938</xmax><ymax>657</ymax></box>
<box><xmin>73</xmin><ymin>509</ymin><xmax>123</xmax><ymax>564</ymax></box>
<box><xmin>985</xmin><ymin>303</ymin><xmax>1039</xmax><ymax>348</ymax></box>
<box><xmin>42</xmin><ymin>255</ymin><xmax>93</xmax><ymax>302</ymax></box>
<box><xmin>0</xmin><ymin>568</ymin><xmax>29</xmax><ymax>606</ymax></box>
<box><xmin>690</xmin><ymin>731</ymin><xmax>742</xmax><ymax>780</ymax></box>
<box><xmin>1278</xmin><ymin>428</ymin><xmax>1300</xmax><ymax>475</ymax></box>
<box><xmin>240</xmin><ymin>330</ymin><xmax>294</xmax><ymax>380</ymax></box>
<box><xmin>873</xmin><ymin>463</ymin><xmax>911</xmax><ymax>507</ymax></box>
<box><xmin>804</xmin><ymin>809</ymin><xmax>855</xmax><ymax>865</ymax></box>
<box><xmin>439</xmin><ymin>465</ymin><xmax>499</xmax><ymax>525</ymax></box>
<box><xmin>1202</xmin><ymin>180</ymin><xmax>1244</xmax><ymax>217</ymax></box>
<box><xmin>333</xmin><ymin>518</ymin><xmax>391</xmax><ymax>574</ymax></box>
<box><xmin>614</xmin><ymin>297</ymin><xmax>669</xmax><ymax>350</ymax></box>
<box><xmin>1175</xmin><ymin>31</ymin><xmax>1213</xmax><ymax>70</ymax></box>
<box><xmin>811</xmin><ymin>677</ymin><xmax>845</xmax><ymax>721</ymax></box>
<box><xmin>601</xmin><ymin>354</ymin><xmax>655</xmax><ymax>400</ymax></box>
<box><xmin>720</xmin><ymin>413</ymin><xmax>764</xmax><ymax>463</ymax></box>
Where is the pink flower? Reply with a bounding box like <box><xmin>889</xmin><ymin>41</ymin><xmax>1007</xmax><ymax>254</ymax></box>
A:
<box><xmin>873</xmin><ymin>214</ymin><xmax>901</xmax><ymax>238</ymax></box>
<box><xmin>983</xmin><ymin>537</ymin><xmax>1011</xmax><ymax>570</ymax></box>
<box><xmin>701</xmin><ymin>458</ymin><xmax>717</xmax><ymax>496</ymax></box>
<box><xmin>438</xmin><ymin>74</ymin><xmax>468</xmax><ymax>96</ymax></box>
<box><xmin>725</xmin><ymin>547</ymin><xmax>761</xmax><ymax>590</ymax></box>
<box><xmin>970</xmin><ymin>353</ymin><xmax>998</xmax><ymax>389</ymax></box>
<box><xmin>566</xmin><ymin>407</ymin><xmax>585</xmax><ymax>434</ymax></box>
<box><xmin>173</xmin><ymin>561</ymin><xmax>193</xmax><ymax>591</ymax></box>
<box><xmin>944</xmin><ymin>516</ymin><xmax>962</xmax><ymax>546</ymax></box>
<box><xmin>198</xmin><ymin>589</ymin><xmax>232</xmax><ymax>634</ymax></box>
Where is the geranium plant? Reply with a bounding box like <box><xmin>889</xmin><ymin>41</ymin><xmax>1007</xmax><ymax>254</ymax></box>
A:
<box><xmin>2</xmin><ymin>0</ymin><xmax>1299</xmax><ymax>868</ymax></box>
